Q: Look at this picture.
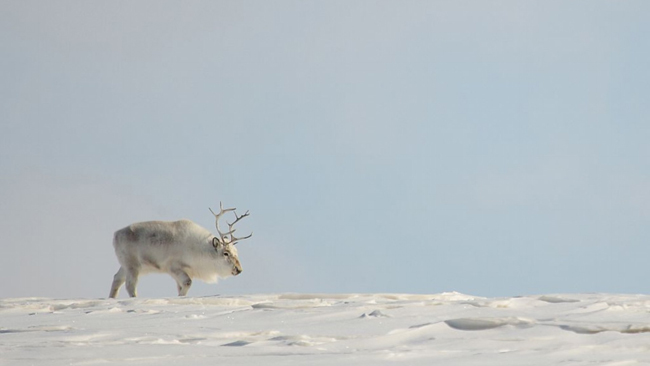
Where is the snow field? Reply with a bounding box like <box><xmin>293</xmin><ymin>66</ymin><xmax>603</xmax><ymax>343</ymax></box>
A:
<box><xmin>2</xmin><ymin>292</ymin><xmax>650</xmax><ymax>365</ymax></box>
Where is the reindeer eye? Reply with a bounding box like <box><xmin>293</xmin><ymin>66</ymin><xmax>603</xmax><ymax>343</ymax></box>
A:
<box><xmin>223</xmin><ymin>252</ymin><xmax>230</xmax><ymax>257</ymax></box>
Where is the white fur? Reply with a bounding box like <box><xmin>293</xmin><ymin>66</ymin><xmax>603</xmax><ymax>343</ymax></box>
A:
<box><xmin>109</xmin><ymin>219</ymin><xmax>242</xmax><ymax>298</ymax></box>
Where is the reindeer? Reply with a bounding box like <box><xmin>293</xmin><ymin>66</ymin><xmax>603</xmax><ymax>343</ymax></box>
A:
<box><xmin>108</xmin><ymin>203</ymin><xmax>252</xmax><ymax>298</ymax></box>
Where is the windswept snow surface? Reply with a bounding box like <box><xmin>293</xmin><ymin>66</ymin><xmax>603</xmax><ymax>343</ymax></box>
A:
<box><xmin>2</xmin><ymin>293</ymin><xmax>650</xmax><ymax>365</ymax></box>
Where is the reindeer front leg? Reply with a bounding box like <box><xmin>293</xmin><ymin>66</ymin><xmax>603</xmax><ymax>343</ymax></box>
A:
<box><xmin>171</xmin><ymin>268</ymin><xmax>192</xmax><ymax>296</ymax></box>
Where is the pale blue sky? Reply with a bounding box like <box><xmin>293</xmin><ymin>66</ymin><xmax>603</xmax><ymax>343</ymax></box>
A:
<box><xmin>1</xmin><ymin>1</ymin><xmax>649</xmax><ymax>298</ymax></box>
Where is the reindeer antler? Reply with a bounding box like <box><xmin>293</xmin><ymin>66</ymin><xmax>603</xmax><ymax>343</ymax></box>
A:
<box><xmin>227</xmin><ymin>210</ymin><xmax>253</xmax><ymax>245</ymax></box>
<box><xmin>209</xmin><ymin>203</ymin><xmax>252</xmax><ymax>245</ymax></box>
<box><xmin>209</xmin><ymin>202</ymin><xmax>236</xmax><ymax>245</ymax></box>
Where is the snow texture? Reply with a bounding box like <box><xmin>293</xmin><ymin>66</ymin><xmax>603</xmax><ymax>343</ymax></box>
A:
<box><xmin>2</xmin><ymin>292</ymin><xmax>650</xmax><ymax>365</ymax></box>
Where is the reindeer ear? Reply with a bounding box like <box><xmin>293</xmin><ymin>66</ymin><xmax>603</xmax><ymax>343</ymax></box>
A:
<box><xmin>212</xmin><ymin>237</ymin><xmax>221</xmax><ymax>249</ymax></box>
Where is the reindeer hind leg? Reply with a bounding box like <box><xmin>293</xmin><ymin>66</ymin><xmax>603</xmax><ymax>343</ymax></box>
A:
<box><xmin>109</xmin><ymin>267</ymin><xmax>126</xmax><ymax>298</ymax></box>
<box><xmin>125</xmin><ymin>267</ymin><xmax>140</xmax><ymax>298</ymax></box>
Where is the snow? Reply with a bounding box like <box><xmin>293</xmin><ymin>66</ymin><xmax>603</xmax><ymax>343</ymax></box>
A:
<box><xmin>2</xmin><ymin>292</ymin><xmax>650</xmax><ymax>365</ymax></box>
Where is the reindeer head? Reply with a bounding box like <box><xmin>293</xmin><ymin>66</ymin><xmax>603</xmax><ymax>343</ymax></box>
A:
<box><xmin>209</xmin><ymin>202</ymin><xmax>252</xmax><ymax>277</ymax></box>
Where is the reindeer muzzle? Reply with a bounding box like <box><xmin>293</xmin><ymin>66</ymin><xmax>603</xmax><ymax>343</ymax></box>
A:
<box><xmin>232</xmin><ymin>266</ymin><xmax>242</xmax><ymax>276</ymax></box>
